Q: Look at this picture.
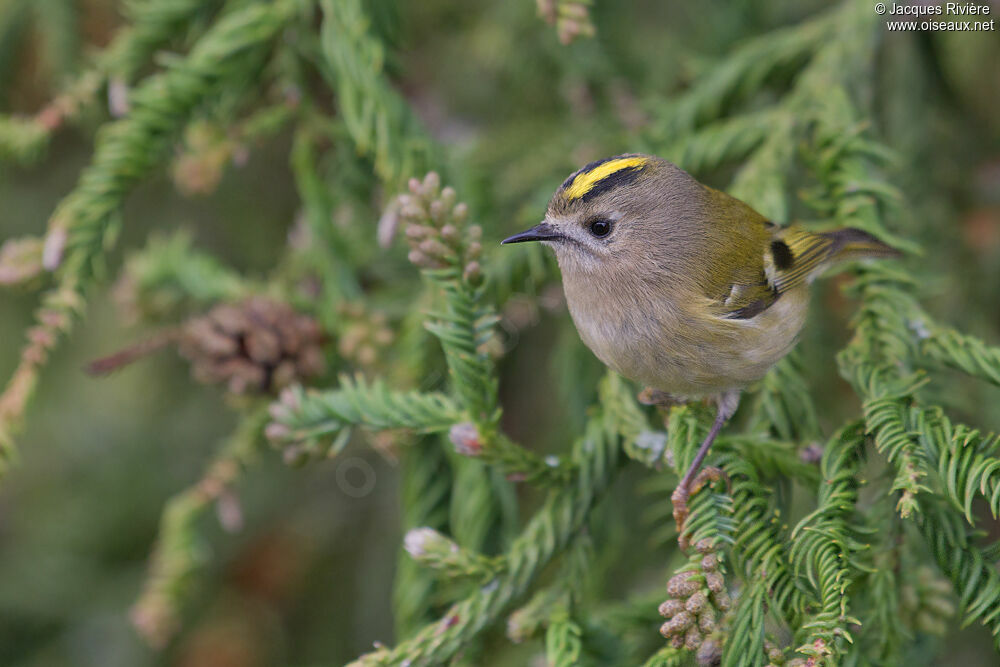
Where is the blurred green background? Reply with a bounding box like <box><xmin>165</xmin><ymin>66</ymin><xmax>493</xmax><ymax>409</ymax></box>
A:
<box><xmin>1</xmin><ymin>0</ymin><xmax>1000</xmax><ymax>665</ymax></box>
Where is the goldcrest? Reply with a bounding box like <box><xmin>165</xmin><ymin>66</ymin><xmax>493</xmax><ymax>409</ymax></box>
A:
<box><xmin>502</xmin><ymin>154</ymin><xmax>898</xmax><ymax>531</ymax></box>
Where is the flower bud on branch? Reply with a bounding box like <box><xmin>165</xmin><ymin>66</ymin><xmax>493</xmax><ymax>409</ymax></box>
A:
<box><xmin>403</xmin><ymin>527</ymin><xmax>502</xmax><ymax>581</ymax></box>
<box><xmin>396</xmin><ymin>172</ymin><xmax>483</xmax><ymax>285</ymax></box>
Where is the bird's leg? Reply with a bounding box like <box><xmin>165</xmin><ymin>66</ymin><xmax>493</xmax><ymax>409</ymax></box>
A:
<box><xmin>671</xmin><ymin>390</ymin><xmax>740</xmax><ymax>546</ymax></box>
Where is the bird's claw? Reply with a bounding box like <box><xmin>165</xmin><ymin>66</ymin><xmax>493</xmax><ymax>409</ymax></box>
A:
<box><xmin>691</xmin><ymin>466</ymin><xmax>729</xmax><ymax>495</ymax></box>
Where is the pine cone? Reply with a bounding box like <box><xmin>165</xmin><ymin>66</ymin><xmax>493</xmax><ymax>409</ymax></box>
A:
<box><xmin>178</xmin><ymin>298</ymin><xmax>325</xmax><ymax>394</ymax></box>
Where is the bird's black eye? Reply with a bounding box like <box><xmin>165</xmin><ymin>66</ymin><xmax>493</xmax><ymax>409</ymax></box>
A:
<box><xmin>589</xmin><ymin>219</ymin><xmax>612</xmax><ymax>238</ymax></box>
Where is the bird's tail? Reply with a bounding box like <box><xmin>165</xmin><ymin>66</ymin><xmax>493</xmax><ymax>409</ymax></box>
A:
<box><xmin>820</xmin><ymin>227</ymin><xmax>901</xmax><ymax>264</ymax></box>
<box><xmin>767</xmin><ymin>226</ymin><xmax>900</xmax><ymax>293</ymax></box>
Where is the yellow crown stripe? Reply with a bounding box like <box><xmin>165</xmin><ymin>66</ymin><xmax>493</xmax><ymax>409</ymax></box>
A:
<box><xmin>564</xmin><ymin>156</ymin><xmax>648</xmax><ymax>200</ymax></box>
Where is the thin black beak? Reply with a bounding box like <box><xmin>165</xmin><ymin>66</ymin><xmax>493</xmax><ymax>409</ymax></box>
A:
<box><xmin>500</xmin><ymin>222</ymin><xmax>561</xmax><ymax>245</ymax></box>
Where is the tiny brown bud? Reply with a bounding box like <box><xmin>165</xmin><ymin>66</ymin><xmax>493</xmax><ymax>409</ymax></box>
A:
<box><xmin>684</xmin><ymin>626</ymin><xmax>703</xmax><ymax>651</ymax></box>
<box><xmin>704</xmin><ymin>571</ymin><xmax>724</xmax><ymax>594</ymax></box>
<box><xmin>667</xmin><ymin>571</ymin><xmax>700</xmax><ymax>598</ymax></box>
<box><xmin>440</xmin><ymin>224</ymin><xmax>460</xmax><ymax>243</ymax></box>
<box><xmin>28</xmin><ymin>326</ymin><xmax>56</xmax><ymax>348</ymax></box>
<box><xmin>685</xmin><ymin>591</ymin><xmax>708</xmax><ymax>613</ymax></box>
<box><xmin>695</xmin><ymin>538</ymin><xmax>714</xmax><ymax>554</ymax></box>
<box><xmin>408</xmin><ymin>249</ymin><xmax>429</xmax><ymax>267</ymax></box>
<box><xmin>419</xmin><ymin>239</ymin><xmax>451</xmax><ymax>259</ymax></box>
<box><xmin>265</xmin><ymin>422</ymin><xmax>291</xmax><ymax>442</ymax></box>
<box><xmin>278</xmin><ymin>386</ymin><xmax>301</xmax><ymax>411</ymax></box>
<box><xmin>463</xmin><ymin>261</ymin><xmax>481</xmax><ymax>283</ymax></box>
<box><xmin>429</xmin><ymin>199</ymin><xmax>446</xmax><ymax>222</ymax></box>
<box><xmin>423</xmin><ymin>171</ymin><xmax>440</xmax><ymax>193</ymax></box>
<box><xmin>400</xmin><ymin>203</ymin><xmax>426</xmax><ymax>220</ymax></box>
<box><xmin>658</xmin><ymin>599</ymin><xmax>684</xmax><ymax>618</ymax></box>
<box><xmin>405</xmin><ymin>224</ymin><xmax>428</xmax><ymax>240</ymax></box>
<box><xmin>659</xmin><ymin>611</ymin><xmax>694</xmax><ymax>637</ymax></box>
<box><xmin>712</xmin><ymin>590</ymin><xmax>732</xmax><ymax>612</ymax></box>
<box><xmin>698</xmin><ymin>609</ymin><xmax>716</xmax><ymax>633</ymax></box>
<box><xmin>701</xmin><ymin>553</ymin><xmax>719</xmax><ymax>571</ymax></box>
<box><xmin>671</xmin><ymin>611</ymin><xmax>694</xmax><ymax>631</ymax></box>
<box><xmin>452</xmin><ymin>203</ymin><xmax>469</xmax><ymax>223</ymax></box>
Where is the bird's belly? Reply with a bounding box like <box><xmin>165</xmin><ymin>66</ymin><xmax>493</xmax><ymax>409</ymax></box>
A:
<box><xmin>565</xmin><ymin>289</ymin><xmax>808</xmax><ymax>397</ymax></box>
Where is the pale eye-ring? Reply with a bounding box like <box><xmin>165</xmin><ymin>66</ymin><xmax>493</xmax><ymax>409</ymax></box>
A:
<box><xmin>589</xmin><ymin>218</ymin><xmax>612</xmax><ymax>238</ymax></box>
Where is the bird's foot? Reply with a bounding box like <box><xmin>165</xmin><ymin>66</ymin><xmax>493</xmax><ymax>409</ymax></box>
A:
<box><xmin>691</xmin><ymin>465</ymin><xmax>729</xmax><ymax>495</ymax></box>
<box><xmin>671</xmin><ymin>466</ymin><xmax>729</xmax><ymax>549</ymax></box>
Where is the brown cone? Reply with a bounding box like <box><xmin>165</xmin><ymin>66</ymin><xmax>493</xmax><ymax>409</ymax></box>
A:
<box><xmin>178</xmin><ymin>298</ymin><xmax>325</xmax><ymax>394</ymax></box>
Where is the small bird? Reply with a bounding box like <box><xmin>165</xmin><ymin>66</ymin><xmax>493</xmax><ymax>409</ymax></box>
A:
<box><xmin>501</xmin><ymin>154</ymin><xmax>898</xmax><ymax>533</ymax></box>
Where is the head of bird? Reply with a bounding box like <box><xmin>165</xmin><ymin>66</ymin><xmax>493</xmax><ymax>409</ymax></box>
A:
<box><xmin>502</xmin><ymin>154</ymin><xmax>710</xmax><ymax>292</ymax></box>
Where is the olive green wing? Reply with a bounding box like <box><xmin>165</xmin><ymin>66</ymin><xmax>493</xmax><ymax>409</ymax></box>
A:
<box><xmin>720</xmin><ymin>225</ymin><xmax>898</xmax><ymax>319</ymax></box>
<box><xmin>696</xmin><ymin>186</ymin><xmax>778</xmax><ymax>319</ymax></box>
<box><xmin>718</xmin><ymin>226</ymin><xmax>834</xmax><ymax>319</ymax></box>
<box><xmin>697</xmin><ymin>184</ymin><xmax>898</xmax><ymax>320</ymax></box>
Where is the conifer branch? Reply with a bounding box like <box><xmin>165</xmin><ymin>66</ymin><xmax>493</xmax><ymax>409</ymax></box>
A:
<box><xmin>789</xmin><ymin>424</ymin><xmax>865</xmax><ymax>663</ymax></box>
<box><xmin>317</xmin><ymin>0</ymin><xmax>431</xmax><ymax>186</ymax></box>
<box><xmin>393</xmin><ymin>439</ymin><xmax>453</xmax><ymax>639</ymax></box>
<box><xmin>912</xmin><ymin>407</ymin><xmax>1000</xmax><ymax>523</ymax></box>
<box><xmin>721</xmin><ymin>575</ymin><xmax>768</xmax><ymax>667</ymax></box>
<box><xmin>0</xmin><ymin>0</ymin><xmax>303</xmax><ymax>474</ymax></box>
<box><xmin>132</xmin><ymin>408</ymin><xmax>266</xmax><ymax>648</ymax></box>
<box><xmin>921</xmin><ymin>327</ymin><xmax>1000</xmax><ymax>388</ymax></box>
<box><xmin>266</xmin><ymin>376</ymin><xmax>462</xmax><ymax>458</ymax></box>
<box><xmin>0</xmin><ymin>0</ymin><xmax>217</xmax><ymax>162</ymax></box>
<box><xmin>347</xmin><ymin>406</ymin><xmax>621</xmax><ymax>666</ymax></box>
<box><xmin>917</xmin><ymin>501</ymin><xmax>1000</xmax><ymax>647</ymax></box>
<box><xmin>403</xmin><ymin>527</ymin><xmax>505</xmax><ymax>582</ymax></box>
